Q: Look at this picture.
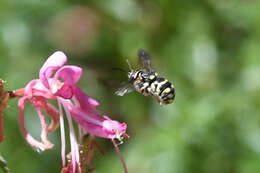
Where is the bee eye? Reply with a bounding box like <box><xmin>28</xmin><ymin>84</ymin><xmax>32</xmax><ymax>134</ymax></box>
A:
<box><xmin>127</xmin><ymin>72</ymin><xmax>132</xmax><ymax>79</ymax></box>
<box><xmin>128</xmin><ymin>76</ymin><xmax>135</xmax><ymax>83</ymax></box>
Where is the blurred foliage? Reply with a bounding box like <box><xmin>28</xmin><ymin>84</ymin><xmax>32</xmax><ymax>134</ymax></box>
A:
<box><xmin>1</xmin><ymin>0</ymin><xmax>260</xmax><ymax>173</ymax></box>
<box><xmin>0</xmin><ymin>155</ymin><xmax>10</xmax><ymax>173</ymax></box>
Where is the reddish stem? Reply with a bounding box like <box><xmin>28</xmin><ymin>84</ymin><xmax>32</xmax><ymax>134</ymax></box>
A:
<box><xmin>0</xmin><ymin>112</ymin><xmax>4</xmax><ymax>142</ymax></box>
<box><xmin>0</xmin><ymin>92</ymin><xmax>9</xmax><ymax>143</ymax></box>
<box><xmin>86</xmin><ymin>139</ymin><xmax>94</xmax><ymax>166</ymax></box>
<box><xmin>92</xmin><ymin>139</ymin><xmax>105</xmax><ymax>155</ymax></box>
<box><xmin>111</xmin><ymin>139</ymin><xmax>128</xmax><ymax>173</ymax></box>
<box><xmin>8</xmin><ymin>88</ymin><xmax>24</xmax><ymax>98</ymax></box>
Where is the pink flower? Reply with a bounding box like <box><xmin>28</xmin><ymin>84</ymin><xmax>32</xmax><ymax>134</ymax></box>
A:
<box><xmin>68</xmin><ymin>100</ymin><xmax>127</xmax><ymax>139</ymax></box>
<box><xmin>61</xmin><ymin>162</ymin><xmax>80</xmax><ymax>173</ymax></box>
<box><xmin>18</xmin><ymin>79</ymin><xmax>60</xmax><ymax>150</ymax></box>
<box><xmin>18</xmin><ymin>51</ymin><xmax>128</xmax><ymax>173</ymax></box>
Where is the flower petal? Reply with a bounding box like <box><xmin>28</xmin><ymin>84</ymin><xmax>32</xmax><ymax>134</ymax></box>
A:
<box><xmin>24</xmin><ymin>79</ymin><xmax>54</xmax><ymax>99</ymax></box>
<box><xmin>73</xmin><ymin>86</ymin><xmax>99</xmax><ymax>111</ymax></box>
<box><xmin>34</xmin><ymin>105</ymin><xmax>53</xmax><ymax>149</ymax></box>
<box><xmin>68</xmin><ymin>104</ymin><xmax>127</xmax><ymax>139</ymax></box>
<box><xmin>52</xmin><ymin>66</ymin><xmax>82</xmax><ymax>99</ymax></box>
<box><xmin>54</xmin><ymin>83</ymin><xmax>74</xmax><ymax>99</ymax></box>
<box><xmin>18</xmin><ymin>96</ymin><xmax>54</xmax><ymax>151</ymax></box>
<box><xmin>39</xmin><ymin>51</ymin><xmax>67</xmax><ymax>89</ymax></box>
<box><xmin>55</xmin><ymin>65</ymin><xmax>82</xmax><ymax>85</ymax></box>
<box><xmin>44</xmin><ymin>102</ymin><xmax>60</xmax><ymax>132</ymax></box>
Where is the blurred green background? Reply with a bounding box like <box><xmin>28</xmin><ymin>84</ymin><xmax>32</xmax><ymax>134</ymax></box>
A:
<box><xmin>1</xmin><ymin>0</ymin><xmax>260</xmax><ymax>172</ymax></box>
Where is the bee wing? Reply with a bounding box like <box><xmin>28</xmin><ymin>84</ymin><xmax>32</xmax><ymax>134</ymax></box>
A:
<box><xmin>138</xmin><ymin>49</ymin><xmax>152</xmax><ymax>70</ymax></box>
<box><xmin>115</xmin><ymin>84</ymin><xmax>134</xmax><ymax>96</ymax></box>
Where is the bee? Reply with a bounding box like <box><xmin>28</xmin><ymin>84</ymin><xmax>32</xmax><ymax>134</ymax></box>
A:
<box><xmin>115</xmin><ymin>49</ymin><xmax>175</xmax><ymax>105</ymax></box>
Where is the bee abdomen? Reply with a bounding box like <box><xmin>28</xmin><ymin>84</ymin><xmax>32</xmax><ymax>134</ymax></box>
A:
<box><xmin>130</xmin><ymin>70</ymin><xmax>175</xmax><ymax>104</ymax></box>
<box><xmin>158</xmin><ymin>80</ymin><xmax>172</xmax><ymax>96</ymax></box>
<box><xmin>151</xmin><ymin>77</ymin><xmax>168</xmax><ymax>95</ymax></box>
<box><xmin>161</xmin><ymin>86</ymin><xmax>175</xmax><ymax>103</ymax></box>
<box><xmin>150</xmin><ymin>77</ymin><xmax>175</xmax><ymax>104</ymax></box>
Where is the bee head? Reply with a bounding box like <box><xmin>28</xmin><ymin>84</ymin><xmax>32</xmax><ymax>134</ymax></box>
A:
<box><xmin>128</xmin><ymin>70</ymin><xmax>139</xmax><ymax>83</ymax></box>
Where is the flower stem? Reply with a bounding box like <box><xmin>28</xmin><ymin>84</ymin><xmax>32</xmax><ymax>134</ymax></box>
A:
<box><xmin>8</xmin><ymin>88</ymin><xmax>24</xmax><ymax>98</ymax></box>
<box><xmin>111</xmin><ymin>139</ymin><xmax>128</xmax><ymax>173</ymax></box>
<box><xmin>0</xmin><ymin>112</ymin><xmax>3</xmax><ymax>143</ymax></box>
<box><xmin>0</xmin><ymin>96</ymin><xmax>8</xmax><ymax>143</ymax></box>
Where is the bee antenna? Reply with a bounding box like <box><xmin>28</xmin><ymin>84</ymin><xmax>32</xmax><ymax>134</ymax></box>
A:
<box><xmin>126</xmin><ymin>59</ymin><xmax>133</xmax><ymax>71</ymax></box>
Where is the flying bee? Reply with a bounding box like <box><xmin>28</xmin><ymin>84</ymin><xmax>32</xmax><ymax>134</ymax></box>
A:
<box><xmin>115</xmin><ymin>49</ymin><xmax>175</xmax><ymax>105</ymax></box>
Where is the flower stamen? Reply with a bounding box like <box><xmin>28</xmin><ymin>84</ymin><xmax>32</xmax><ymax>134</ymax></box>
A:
<box><xmin>58</xmin><ymin>99</ymin><xmax>66</xmax><ymax>167</ymax></box>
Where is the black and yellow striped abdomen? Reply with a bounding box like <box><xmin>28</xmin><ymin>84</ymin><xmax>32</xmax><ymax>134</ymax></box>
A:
<box><xmin>129</xmin><ymin>70</ymin><xmax>175</xmax><ymax>105</ymax></box>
